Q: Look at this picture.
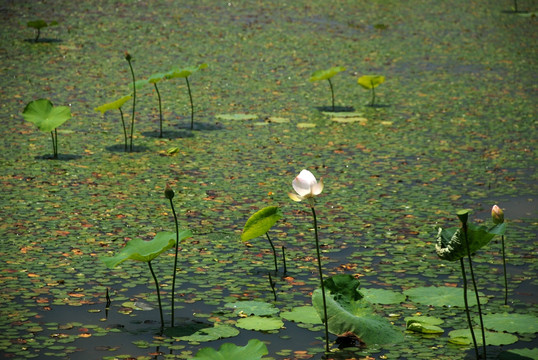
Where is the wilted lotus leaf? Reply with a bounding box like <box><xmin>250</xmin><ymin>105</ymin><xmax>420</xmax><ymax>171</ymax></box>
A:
<box><xmin>435</xmin><ymin>223</ymin><xmax>500</xmax><ymax>261</ymax></box>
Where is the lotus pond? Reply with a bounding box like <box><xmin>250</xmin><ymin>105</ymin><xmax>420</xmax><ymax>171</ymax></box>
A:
<box><xmin>0</xmin><ymin>0</ymin><xmax>536</xmax><ymax>359</ymax></box>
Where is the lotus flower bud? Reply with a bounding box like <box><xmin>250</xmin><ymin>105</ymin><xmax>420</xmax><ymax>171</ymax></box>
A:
<box><xmin>124</xmin><ymin>51</ymin><xmax>132</xmax><ymax>61</ymax></box>
<box><xmin>164</xmin><ymin>184</ymin><xmax>175</xmax><ymax>200</ymax></box>
<box><xmin>491</xmin><ymin>205</ymin><xmax>504</xmax><ymax>224</ymax></box>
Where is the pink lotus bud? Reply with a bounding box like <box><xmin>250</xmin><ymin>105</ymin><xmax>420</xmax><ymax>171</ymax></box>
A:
<box><xmin>491</xmin><ymin>205</ymin><xmax>504</xmax><ymax>224</ymax></box>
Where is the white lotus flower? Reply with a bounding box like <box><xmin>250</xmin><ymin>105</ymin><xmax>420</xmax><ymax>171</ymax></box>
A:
<box><xmin>288</xmin><ymin>169</ymin><xmax>323</xmax><ymax>202</ymax></box>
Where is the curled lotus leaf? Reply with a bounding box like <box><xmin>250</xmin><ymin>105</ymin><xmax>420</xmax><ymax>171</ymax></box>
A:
<box><xmin>94</xmin><ymin>95</ymin><xmax>132</xmax><ymax>114</ymax></box>
<box><xmin>309</xmin><ymin>66</ymin><xmax>346</xmax><ymax>82</ymax></box>
<box><xmin>435</xmin><ymin>223</ymin><xmax>497</xmax><ymax>261</ymax></box>
<box><xmin>241</xmin><ymin>206</ymin><xmax>282</xmax><ymax>242</ymax></box>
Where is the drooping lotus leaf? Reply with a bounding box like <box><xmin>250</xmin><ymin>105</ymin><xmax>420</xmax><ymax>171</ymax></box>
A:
<box><xmin>236</xmin><ymin>316</ymin><xmax>284</xmax><ymax>331</ymax></box>
<box><xmin>100</xmin><ymin>230</ymin><xmax>192</xmax><ymax>268</ymax></box>
<box><xmin>477</xmin><ymin>312</ymin><xmax>538</xmax><ymax>334</ymax></box>
<box><xmin>94</xmin><ymin>95</ymin><xmax>132</xmax><ymax>114</ymax></box>
<box><xmin>22</xmin><ymin>99</ymin><xmax>71</xmax><ymax>132</ymax></box>
<box><xmin>404</xmin><ymin>286</ymin><xmax>488</xmax><ymax>307</ymax></box>
<box><xmin>224</xmin><ymin>300</ymin><xmax>279</xmax><ymax>316</ymax></box>
<box><xmin>360</xmin><ymin>288</ymin><xmax>406</xmax><ymax>305</ymax></box>
<box><xmin>241</xmin><ymin>206</ymin><xmax>282</xmax><ymax>242</ymax></box>
<box><xmin>193</xmin><ymin>339</ymin><xmax>268</xmax><ymax>360</ymax></box>
<box><xmin>405</xmin><ymin>316</ymin><xmax>444</xmax><ymax>334</ymax></box>
<box><xmin>312</xmin><ymin>274</ymin><xmax>403</xmax><ymax>345</ymax></box>
<box><xmin>357</xmin><ymin>75</ymin><xmax>385</xmax><ymax>89</ymax></box>
<box><xmin>280</xmin><ymin>306</ymin><xmax>322</xmax><ymax>324</ymax></box>
<box><xmin>448</xmin><ymin>328</ymin><xmax>518</xmax><ymax>346</ymax></box>
<box><xmin>435</xmin><ymin>223</ymin><xmax>497</xmax><ymax>261</ymax></box>
<box><xmin>309</xmin><ymin>66</ymin><xmax>346</xmax><ymax>82</ymax></box>
<box><xmin>166</xmin><ymin>63</ymin><xmax>208</xmax><ymax>79</ymax></box>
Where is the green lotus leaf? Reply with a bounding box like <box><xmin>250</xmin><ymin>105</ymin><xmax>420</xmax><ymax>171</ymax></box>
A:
<box><xmin>357</xmin><ymin>75</ymin><xmax>385</xmax><ymax>89</ymax></box>
<box><xmin>404</xmin><ymin>286</ymin><xmax>488</xmax><ymax>307</ymax></box>
<box><xmin>405</xmin><ymin>316</ymin><xmax>444</xmax><ymax>334</ymax></box>
<box><xmin>241</xmin><ymin>206</ymin><xmax>282</xmax><ymax>242</ymax></box>
<box><xmin>100</xmin><ymin>230</ymin><xmax>192</xmax><ymax>267</ymax></box>
<box><xmin>94</xmin><ymin>95</ymin><xmax>132</xmax><ymax>114</ymax></box>
<box><xmin>360</xmin><ymin>288</ymin><xmax>406</xmax><ymax>305</ymax></box>
<box><xmin>280</xmin><ymin>306</ymin><xmax>322</xmax><ymax>324</ymax></box>
<box><xmin>22</xmin><ymin>99</ymin><xmax>71</xmax><ymax>132</ymax></box>
<box><xmin>312</xmin><ymin>274</ymin><xmax>403</xmax><ymax>345</ymax></box>
<box><xmin>448</xmin><ymin>328</ymin><xmax>518</xmax><ymax>346</ymax></box>
<box><xmin>179</xmin><ymin>324</ymin><xmax>239</xmax><ymax>342</ymax></box>
<box><xmin>216</xmin><ymin>113</ymin><xmax>258</xmax><ymax>121</ymax></box>
<box><xmin>309</xmin><ymin>66</ymin><xmax>346</xmax><ymax>82</ymax></box>
<box><xmin>404</xmin><ymin>316</ymin><xmax>444</xmax><ymax>326</ymax></box>
<box><xmin>489</xmin><ymin>223</ymin><xmax>507</xmax><ymax>236</ymax></box>
<box><xmin>499</xmin><ymin>348</ymin><xmax>538</xmax><ymax>360</ymax></box>
<box><xmin>435</xmin><ymin>223</ymin><xmax>497</xmax><ymax>261</ymax></box>
<box><xmin>134</xmin><ymin>79</ymin><xmax>150</xmax><ymax>90</ymax></box>
<box><xmin>166</xmin><ymin>63</ymin><xmax>208</xmax><ymax>79</ymax></box>
<box><xmin>193</xmin><ymin>339</ymin><xmax>268</xmax><ymax>360</ymax></box>
<box><xmin>224</xmin><ymin>301</ymin><xmax>279</xmax><ymax>316</ymax></box>
<box><xmin>236</xmin><ymin>316</ymin><xmax>283</xmax><ymax>331</ymax></box>
<box><xmin>27</xmin><ymin>20</ymin><xmax>57</xmax><ymax>29</ymax></box>
<box><xmin>478</xmin><ymin>312</ymin><xmax>538</xmax><ymax>334</ymax></box>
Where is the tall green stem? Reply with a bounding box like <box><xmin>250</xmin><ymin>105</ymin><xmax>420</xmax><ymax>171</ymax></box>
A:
<box><xmin>169</xmin><ymin>197</ymin><xmax>180</xmax><ymax>327</ymax></box>
<box><xmin>311</xmin><ymin>203</ymin><xmax>329</xmax><ymax>353</ymax></box>
<box><xmin>370</xmin><ymin>80</ymin><xmax>376</xmax><ymax>107</ymax></box>
<box><xmin>462</xmin><ymin>222</ymin><xmax>487</xmax><ymax>358</ymax></box>
<box><xmin>460</xmin><ymin>257</ymin><xmax>479</xmax><ymax>359</ymax></box>
<box><xmin>501</xmin><ymin>235</ymin><xmax>508</xmax><ymax>305</ymax></box>
<box><xmin>118</xmin><ymin>107</ymin><xmax>128</xmax><ymax>152</ymax></box>
<box><xmin>50</xmin><ymin>130</ymin><xmax>58</xmax><ymax>159</ymax></box>
<box><xmin>126</xmin><ymin>56</ymin><xmax>136</xmax><ymax>151</ymax></box>
<box><xmin>185</xmin><ymin>77</ymin><xmax>194</xmax><ymax>130</ymax></box>
<box><xmin>154</xmin><ymin>83</ymin><xmax>163</xmax><ymax>138</ymax></box>
<box><xmin>35</xmin><ymin>28</ymin><xmax>41</xmax><ymax>42</ymax></box>
<box><xmin>282</xmin><ymin>246</ymin><xmax>287</xmax><ymax>274</ymax></box>
<box><xmin>147</xmin><ymin>261</ymin><xmax>164</xmax><ymax>328</ymax></box>
<box><xmin>265</xmin><ymin>233</ymin><xmax>278</xmax><ymax>273</ymax></box>
<box><xmin>327</xmin><ymin>78</ymin><xmax>335</xmax><ymax>112</ymax></box>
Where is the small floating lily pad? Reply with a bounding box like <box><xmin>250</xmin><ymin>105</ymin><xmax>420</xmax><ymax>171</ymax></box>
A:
<box><xmin>180</xmin><ymin>325</ymin><xmax>239</xmax><ymax>342</ymax></box>
<box><xmin>478</xmin><ymin>313</ymin><xmax>538</xmax><ymax>334</ymax></box>
<box><xmin>266</xmin><ymin>116</ymin><xmax>290</xmax><ymax>123</ymax></box>
<box><xmin>360</xmin><ymin>288</ymin><xmax>405</xmax><ymax>304</ymax></box>
<box><xmin>332</xmin><ymin>117</ymin><xmax>368</xmax><ymax>124</ymax></box>
<box><xmin>296</xmin><ymin>122</ymin><xmax>316</xmax><ymax>128</ymax></box>
<box><xmin>280</xmin><ymin>306</ymin><xmax>322</xmax><ymax>324</ymax></box>
<box><xmin>193</xmin><ymin>339</ymin><xmax>268</xmax><ymax>360</ymax></box>
<box><xmin>224</xmin><ymin>301</ymin><xmax>279</xmax><ymax>316</ymax></box>
<box><xmin>216</xmin><ymin>114</ymin><xmax>258</xmax><ymax>121</ymax></box>
<box><xmin>404</xmin><ymin>286</ymin><xmax>488</xmax><ymax>307</ymax></box>
<box><xmin>322</xmin><ymin>111</ymin><xmax>364</xmax><ymax>117</ymax></box>
<box><xmin>405</xmin><ymin>316</ymin><xmax>444</xmax><ymax>334</ymax></box>
<box><xmin>449</xmin><ymin>328</ymin><xmax>518</xmax><ymax>346</ymax></box>
<box><xmin>236</xmin><ymin>316</ymin><xmax>283</xmax><ymax>331</ymax></box>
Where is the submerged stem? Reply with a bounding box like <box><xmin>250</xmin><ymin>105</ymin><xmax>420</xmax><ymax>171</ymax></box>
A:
<box><xmin>265</xmin><ymin>232</ymin><xmax>278</xmax><ymax>273</ymax></box>
<box><xmin>169</xmin><ymin>198</ymin><xmax>180</xmax><ymax>327</ymax></box>
<box><xmin>460</xmin><ymin>257</ymin><xmax>479</xmax><ymax>359</ymax></box>
<box><xmin>311</xmin><ymin>205</ymin><xmax>329</xmax><ymax>353</ymax></box>
<box><xmin>185</xmin><ymin>77</ymin><xmax>194</xmax><ymax>130</ymax></box>
<box><xmin>327</xmin><ymin>78</ymin><xmax>335</xmax><ymax>111</ymax></box>
<box><xmin>118</xmin><ymin>107</ymin><xmax>128</xmax><ymax>152</ymax></box>
<box><xmin>154</xmin><ymin>83</ymin><xmax>163</xmax><ymax>138</ymax></box>
<box><xmin>501</xmin><ymin>234</ymin><xmax>508</xmax><ymax>305</ymax></box>
<box><xmin>147</xmin><ymin>261</ymin><xmax>164</xmax><ymax>328</ymax></box>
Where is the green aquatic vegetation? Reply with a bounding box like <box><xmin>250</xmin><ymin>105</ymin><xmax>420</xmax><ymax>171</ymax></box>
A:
<box><xmin>94</xmin><ymin>95</ymin><xmax>132</xmax><ymax>151</ymax></box>
<box><xmin>22</xmin><ymin>98</ymin><xmax>71</xmax><ymax>159</ymax></box>
<box><xmin>405</xmin><ymin>316</ymin><xmax>444</xmax><ymax>334</ymax></box>
<box><xmin>125</xmin><ymin>52</ymin><xmax>137</xmax><ymax>151</ymax></box>
<box><xmin>165</xmin><ymin>63</ymin><xmax>208</xmax><ymax>130</ymax></box>
<box><xmin>241</xmin><ymin>206</ymin><xmax>283</xmax><ymax>273</ymax></box>
<box><xmin>309</xmin><ymin>66</ymin><xmax>346</xmax><ymax>111</ymax></box>
<box><xmin>193</xmin><ymin>339</ymin><xmax>268</xmax><ymax>360</ymax></box>
<box><xmin>288</xmin><ymin>169</ymin><xmax>330</xmax><ymax>352</ymax></box>
<box><xmin>135</xmin><ymin>72</ymin><xmax>167</xmax><ymax>137</ymax></box>
<box><xmin>27</xmin><ymin>20</ymin><xmax>58</xmax><ymax>42</ymax></box>
<box><xmin>357</xmin><ymin>75</ymin><xmax>385</xmax><ymax>106</ymax></box>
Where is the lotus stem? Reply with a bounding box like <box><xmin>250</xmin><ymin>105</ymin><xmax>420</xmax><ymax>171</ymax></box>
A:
<box><xmin>501</xmin><ymin>235</ymin><xmax>508</xmax><ymax>305</ymax></box>
<box><xmin>462</xmin><ymin>221</ymin><xmax>487</xmax><ymax>358</ymax></box>
<box><xmin>35</xmin><ymin>28</ymin><xmax>41</xmax><ymax>42</ymax></box>
<box><xmin>282</xmin><ymin>246</ymin><xmax>287</xmax><ymax>274</ymax></box>
<box><xmin>268</xmin><ymin>272</ymin><xmax>277</xmax><ymax>301</ymax></box>
<box><xmin>118</xmin><ymin>107</ymin><xmax>128</xmax><ymax>152</ymax></box>
<box><xmin>126</xmin><ymin>56</ymin><xmax>136</xmax><ymax>152</ymax></box>
<box><xmin>265</xmin><ymin>233</ymin><xmax>278</xmax><ymax>273</ymax></box>
<box><xmin>154</xmin><ymin>83</ymin><xmax>163</xmax><ymax>138</ymax></box>
<box><xmin>514</xmin><ymin>0</ymin><xmax>518</xmax><ymax>12</ymax></box>
<box><xmin>370</xmin><ymin>80</ymin><xmax>376</xmax><ymax>107</ymax></box>
<box><xmin>311</xmin><ymin>203</ymin><xmax>329</xmax><ymax>353</ymax></box>
<box><xmin>460</xmin><ymin>257</ymin><xmax>479</xmax><ymax>359</ymax></box>
<box><xmin>147</xmin><ymin>261</ymin><xmax>164</xmax><ymax>328</ymax></box>
<box><xmin>168</xmin><ymin>196</ymin><xmax>180</xmax><ymax>327</ymax></box>
<box><xmin>185</xmin><ymin>77</ymin><xmax>194</xmax><ymax>130</ymax></box>
<box><xmin>50</xmin><ymin>129</ymin><xmax>58</xmax><ymax>159</ymax></box>
<box><xmin>105</xmin><ymin>287</ymin><xmax>111</xmax><ymax>308</ymax></box>
<box><xmin>327</xmin><ymin>78</ymin><xmax>335</xmax><ymax>112</ymax></box>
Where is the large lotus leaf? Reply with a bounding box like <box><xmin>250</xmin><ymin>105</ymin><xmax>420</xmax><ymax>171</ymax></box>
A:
<box><xmin>94</xmin><ymin>95</ymin><xmax>132</xmax><ymax>114</ymax></box>
<box><xmin>280</xmin><ymin>306</ymin><xmax>322</xmax><ymax>324</ymax></box>
<box><xmin>449</xmin><ymin>328</ymin><xmax>518</xmax><ymax>346</ymax></box>
<box><xmin>499</xmin><ymin>348</ymin><xmax>538</xmax><ymax>360</ymax></box>
<box><xmin>193</xmin><ymin>339</ymin><xmax>268</xmax><ymax>360</ymax></box>
<box><xmin>477</xmin><ymin>312</ymin><xmax>538</xmax><ymax>334</ymax></box>
<box><xmin>360</xmin><ymin>288</ymin><xmax>406</xmax><ymax>305</ymax></box>
<box><xmin>241</xmin><ymin>206</ymin><xmax>282</xmax><ymax>241</ymax></box>
<box><xmin>22</xmin><ymin>99</ymin><xmax>71</xmax><ymax>132</ymax></box>
<box><xmin>236</xmin><ymin>316</ymin><xmax>283</xmax><ymax>331</ymax></box>
<box><xmin>101</xmin><ymin>230</ymin><xmax>192</xmax><ymax>268</ymax></box>
<box><xmin>312</xmin><ymin>274</ymin><xmax>403</xmax><ymax>345</ymax></box>
<box><xmin>435</xmin><ymin>223</ymin><xmax>497</xmax><ymax>261</ymax></box>
<box><xmin>224</xmin><ymin>301</ymin><xmax>279</xmax><ymax>316</ymax></box>
<box><xmin>309</xmin><ymin>66</ymin><xmax>346</xmax><ymax>82</ymax></box>
<box><xmin>404</xmin><ymin>286</ymin><xmax>488</xmax><ymax>307</ymax></box>
<box><xmin>357</xmin><ymin>75</ymin><xmax>385</xmax><ymax>89</ymax></box>
<box><xmin>166</xmin><ymin>63</ymin><xmax>208</xmax><ymax>79</ymax></box>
